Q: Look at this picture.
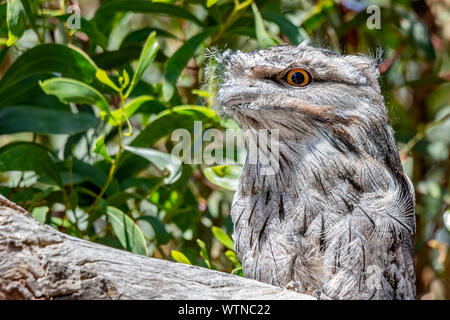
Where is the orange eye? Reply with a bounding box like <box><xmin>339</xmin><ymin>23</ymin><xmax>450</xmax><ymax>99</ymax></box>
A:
<box><xmin>283</xmin><ymin>68</ymin><xmax>311</xmax><ymax>87</ymax></box>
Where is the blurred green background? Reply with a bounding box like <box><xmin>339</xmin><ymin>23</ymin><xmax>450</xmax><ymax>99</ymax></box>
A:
<box><xmin>0</xmin><ymin>0</ymin><xmax>448</xmax><ymax>299</ymax></box>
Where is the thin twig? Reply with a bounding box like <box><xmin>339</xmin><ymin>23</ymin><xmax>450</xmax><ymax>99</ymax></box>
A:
<box><xmin>401</xmin><ymin>112</ymin><xmax>450</xmax><ymax>154</ymax></box>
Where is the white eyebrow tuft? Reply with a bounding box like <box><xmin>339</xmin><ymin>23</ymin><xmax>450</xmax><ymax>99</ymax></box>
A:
<box><xmin>297</xmin><ymin>39</ymin><xmax>310</xmax><ymax>50</ymax></box>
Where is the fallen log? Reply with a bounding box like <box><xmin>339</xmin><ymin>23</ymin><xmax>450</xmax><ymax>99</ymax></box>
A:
<box><xmin>0</xmin><ymin>195</ymin><xmax>314</xmax><ymax>300</ymax></box>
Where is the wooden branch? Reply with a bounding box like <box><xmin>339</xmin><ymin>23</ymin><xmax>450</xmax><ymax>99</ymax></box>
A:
<box><xmin>0</xmin><ymin>195</ymin><xmax>315</xmax><ymax>300</ymax></box>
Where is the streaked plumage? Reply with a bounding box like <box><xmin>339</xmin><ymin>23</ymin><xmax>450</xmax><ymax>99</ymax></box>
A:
<box><xmin>215</xmin><ymin>42</ymin><xmax>416</xmax><ymax>300</ymax></box>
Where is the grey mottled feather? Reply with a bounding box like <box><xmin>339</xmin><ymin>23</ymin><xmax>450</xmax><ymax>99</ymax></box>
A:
<box><xmin>215</xmin><ymin>42</ymin><xmax>416</xmax><ymax>300</ymax></box>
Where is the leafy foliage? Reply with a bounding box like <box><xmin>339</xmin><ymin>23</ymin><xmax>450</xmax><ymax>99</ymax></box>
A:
<box><xmin>0</xmin><ymin>0</ymin><xmax>448</xmax><ymax>299</ymax></box>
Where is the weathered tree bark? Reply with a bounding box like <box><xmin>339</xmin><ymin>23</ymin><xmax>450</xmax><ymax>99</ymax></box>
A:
<box><xmin>0</xmin><ymin>195</ymin><xmax>314</xmax><ymax>300</ymax></box>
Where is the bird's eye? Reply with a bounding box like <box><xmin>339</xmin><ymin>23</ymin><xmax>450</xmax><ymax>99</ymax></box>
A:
<box><xmin>283</xmin><ymin>68</ymin><xmax>312</xmax><ymax>87</ymax></box>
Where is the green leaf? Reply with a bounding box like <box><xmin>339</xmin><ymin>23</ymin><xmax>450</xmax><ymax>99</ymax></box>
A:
<box><xmin>55</xmin><ymin>15</ymin><xmax>109</xmax><ymax>49</ymax></box>
<box><xmin>225</xmin><ymin>250</ymin><xmax>239</xmax><ymax>265</ymax></box>
<box><xmin>206</xmin><ymin>0</ymin><xmax>219</xmax><ymax>8</ymax></box>
<box><xmin>0</xmin><ymin>105</ymin><xmax>98</xmax><ymax>135</ymax></box>
<box><xmin>427</xmin><ymin>83</ymin><xmax>450</xmax><ymax>116</ymax></box>
<box><xmin>261</xmin><ymin>11</ymin><xmax>307</xmax><ymax>45</ymax></box>
<box><xmin>123</xmin><ymin>95</ymin><xmax>154</xmax><ymax>118</ymax></box>
<box><xmin>70</xmin><ymin>158</ymin><xmax>109</xmax><ymax>191</ymax></box>
<box><xmin>31</xmin><ymin>206</ymin><xmax>49</xmax><ymax>224</ymax></box>
<box><xmin>20</xmin><ymin>0</ymin><xmax>36</xmax><ymax>27</ymax></box>
<box><xmin>223</xmin><ymin>25</ymin><xmax>256</xmax><ymax>38</ymax></box>
<box><xmin>131</xmin><ymin>105</ymin><xmax>219</xmax><ymax>147</ymax></box>
<box><xmin>0</xmin><ymin>74</ymin><xmax>52</xmax><ymax>107</ymax></box>
<box><xmin>211</xmin><ymin>226</ymin><xmax>234</xmax><ymax>251</ymax></box>
<box><xmin>120</xmin><ymin>69</ymin><xmax>130</xmax><ymax>88</ymax></box>
<box><xmin>410</xmin><ymin>21</ymin><xmax>435</xmax><ymax>60</ymax></box>
<box><xmin>29</xmin><ymin>187</ymin><xmax>54</xmax><ymax>207</ymax></box>
<box><xmin>109</xmin><ymin>95</ymin><xmax>154</xmax><ymax>124</ymax></box>
<box><xmin>116</xmin><ymin>106</ymin><xmax>218</xmax><ymax>178</ymax></box>
<box><xmin>94</xmin><ymin>0</ymin><xmax>204</xmax><ymax>35</ymax></box>
<box><xmin>163</xmin><ymin>29</ymin><xmax>215</xmax><ymax>100</ymax></box>
<box><xmin>231</xmin><ymin>267</ymin><xmax>243</xmax><ymax>276</ymax></box>
<box><xmin>95</xmin><ymin>235</ymin><xmax>123</xmax><ymax>249</ymax></box>
<box><xmin>0</xmin><ymin>44</ymin><xmax>98</xmax><ymax>95</ymax></box>
<box><xmin>397</xmin><ymin>9</ymin><xmax>435</xmax><ymax>60</ymax></box>
<box><xmin>124</xmin><ymin>146</ymin><xmax>182</xmax><ymax>184</ymax></box>
<box><xmin>95</xmin><ymin>69</ymin><xmax>121</xmax><ymax>92</ymax></box>
<box><xmin>92</xmin><ymin>45</ymin><xmax>142</xmax><ymax>70</ymax></box>
<box><xmin>197</xmin><ymin>239</ymin><xmax>212</xmax><ymax>269</ymax></box>
<box><xmin>105</xmin><ymin>206</ymin><xmax>148</xmax><ymax>256</ymax></box>
<box><xmin>139</xmin><ymin>216</ymin><xmax>170</xmax><ymax>245</ymax></box>
<box><xmin>40</xmin><ymin>78</ymin><xmax>115</xmax><ymax>123</ymax></box>
<box><xmin>301</xmin><ymin>0</ymin><xmax>335</xmax><ymax>32</ymax></box>
<box><xmin>106</xmin><ymin>191</ymin><xmax>141</xmax><ymax>207</ymax></box>
<box><xmin>93</xmin><ymin>136</ymin><xmax>113</xmax><ymax>163</ymax></box>
<box><xmin>251</xmin><ymin>3</ymin><xmax>281</xmax><ymax>48</ymax></box>
<box><xmin>171</xmin><ymin>250</ymin><xmax>192</xmax><ymax>265</ymax></box>
<box><xmin>152</xmin><ymin>0</ymin><xmax>177</xmax><ymax>3</ymax></box>
<box><xmin>119</xmin><ymin>177</ymin><xmax>160</xmax><ymax>191</ymax></box>
<box><xmin>203</xmin><ymin>165</ymin><xmax>242</xmax><ymax>191</ymax></box>
<box><xmin>125</xmin><ymin>31</ymin><xmax>159</xmax><ymax>98</ymax></box>
<box><xmin>0</xmin><ymin>142</ymin><xmax>62</xmax><ymax>186</ymax></box>
<box><xmin>120</xmin><ymin>27</ymin><xmax>176</xmax><ymax>48</ymax></box>
<box><xmin>192</xmin><ymin>89</ymin><xmax>211</xmax><ymax>98</ymax></box>
<box><xmin>0</xmin><ymin>46</ymin><xmax>9</xmax><ymax>67</ymax></box>
<box><xmin>335</xmin><ymin>9</ymin><xmax>368</xmax><ymax>38</ymax></box>
<box><xmin>50</xmin><ymin>216</ymin><xmax>72</xmax><ymax>229</ymax></box>
<box><xmin>6</xmin><ymin>0</ymin><xmax>26</xmax><ymax>46</ymax></box>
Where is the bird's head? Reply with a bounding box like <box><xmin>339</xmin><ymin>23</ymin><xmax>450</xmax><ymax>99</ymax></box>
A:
<box><xmin>214</xmin><ymin>42</ymin><xmax>387</xmax><ymax>143</ymax></box>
